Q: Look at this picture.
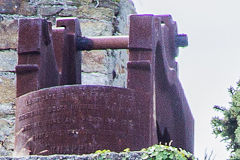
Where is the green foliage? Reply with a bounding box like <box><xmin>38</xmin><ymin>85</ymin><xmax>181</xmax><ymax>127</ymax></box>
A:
<box><xmin>94</xmin><ymin>145</ymin><xmax>196</xmax><ymax>160</ymax></box>
<box><xmin>95</xmin><ymin>149</ymin><xmax>111</xmax><ymax>154</ymax></box>
<box><xmin>140</xmin><ymin>144</ymin><xmax>196</xmax><ymax>160</ymax></box>
<box><xmin>94</xmin><ymin>149</ymin><xmax>111</xmax><ymax>160</ymax></box>
<box><xmin>123</xmin><ymin>148</ymin><xmax>130</xmax><ymax>152</ymax></box>
<box><xmin>112</xmin><ymin>0</ymin><xmax>121</xmax><ymax>2</ymax></box>
<box><xmin>211</xmin><ymin>81</ymin><xmax>240</xmax><ymax>159</ymax></box>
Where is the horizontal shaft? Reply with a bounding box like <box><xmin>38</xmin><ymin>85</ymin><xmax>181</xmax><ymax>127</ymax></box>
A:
<box><xmin>76</xmin><ymin>36</ymin><xmax>129</xmax><ymax>50</ymax></box>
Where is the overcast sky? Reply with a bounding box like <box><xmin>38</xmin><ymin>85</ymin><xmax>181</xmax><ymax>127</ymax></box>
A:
<box><xmin>132</xmin><ymin>0</ymin><xmax>240</xmax><ymax>159</ymax></box>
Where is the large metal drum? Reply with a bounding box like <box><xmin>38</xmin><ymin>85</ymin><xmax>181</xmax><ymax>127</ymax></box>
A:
<box><xmin>15</xmin><ymin>85</ymin><xmax>150</xmax><ymax>155</ymax></box>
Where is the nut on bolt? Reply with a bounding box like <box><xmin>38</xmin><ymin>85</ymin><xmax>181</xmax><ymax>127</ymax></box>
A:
<box><xmin>175</xmin><ymin>34</ymin><xmax>188</xmax><ymax>47</ymax></box>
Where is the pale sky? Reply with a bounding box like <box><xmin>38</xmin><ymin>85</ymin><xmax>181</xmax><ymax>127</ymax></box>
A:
<box><xmin>132</xmin><ymin>0</ymin><xmax>240</xmax><ymax>159</ymax></box>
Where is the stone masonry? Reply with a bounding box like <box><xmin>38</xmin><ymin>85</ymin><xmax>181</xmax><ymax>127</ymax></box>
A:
<box><xmin>0</xmin><ymin>0</ymin><xmax>136</xmax><ymax>156</ymax></box>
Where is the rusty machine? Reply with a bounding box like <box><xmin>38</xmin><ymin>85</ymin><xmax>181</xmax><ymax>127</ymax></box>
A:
<box><xmin>14</xmin><ymin>14</ymin><xmax>194</xmax><ymax>155</ymax></box>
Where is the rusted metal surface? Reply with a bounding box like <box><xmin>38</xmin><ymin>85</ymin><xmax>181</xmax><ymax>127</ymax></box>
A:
<box><xmin>52</xmin><ymin>27</ymin><xmax>67</xmax><ymax>84</ymax></box>
<box><xmin>15</xmin><ymin>14</ymin><xmax>194</xmax><ymax>155</ymax></box>
<box><xmin>15</xmin><ymin>85</ymin><xmax>150</xmax><ymax>155</ymax></box>
<box><xmin>128</xmin><ymin>15</ymin><xmax>193</xmax><ymax>152</ymax></box>
<box><xmin>54</xmin><ymin>18</ymin><xmax>82</xmax><ymax>85</ymax></box>
<box><xmin>16</xmin><ymin>18</ymin><xmax>59</xmax><ymax>97</ymax></box>
<box><xmin>76</xmin><ymin>36</ymin><xmax>129</xmax><ymax>50</ymax></box>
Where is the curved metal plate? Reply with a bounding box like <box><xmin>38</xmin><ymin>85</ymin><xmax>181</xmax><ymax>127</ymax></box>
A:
<box><xmin>15</xmin><ymin>85</ymin><xmax>150</xmax><ymax>155</ymax></box>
